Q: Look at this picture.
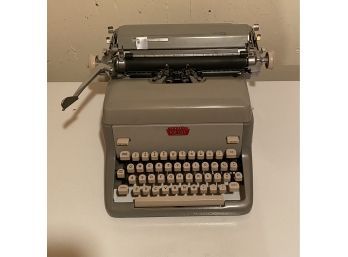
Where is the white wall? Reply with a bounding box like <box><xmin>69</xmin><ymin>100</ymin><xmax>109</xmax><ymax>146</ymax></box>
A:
<box><xmin>48</xmin><ymin>0</ymin><xmax>299</xmax><ymax>81</ymax></box>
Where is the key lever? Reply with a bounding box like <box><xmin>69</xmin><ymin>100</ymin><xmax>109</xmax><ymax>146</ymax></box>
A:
<box><xmin>61</xmin><ymin>64</ymin><xmax>112</xmax><ymax>111</ymax></box>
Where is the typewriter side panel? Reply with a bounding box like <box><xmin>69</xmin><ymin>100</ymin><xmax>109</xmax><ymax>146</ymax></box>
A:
<box><xmin>103</xmin><ymin>124</ymin><xmax>119</xmax><ymax>217</ymax></box>
<box><xmin>223</xmin><ymin>116</ymin><xmax>253</xmax><ymax>215</ymax></box>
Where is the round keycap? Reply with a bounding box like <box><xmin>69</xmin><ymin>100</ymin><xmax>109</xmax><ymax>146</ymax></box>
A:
<box><xmin>204</xmin><ymin>173</ymin><xmax>212</xmax><ymax>183</ymax></box>
<box><xmin>116</xmin><ymin>169</ymin><xmax>125</xmax><ymax>178</ymax></box>
<box><xmin>218</xmin><ymin>184</ymin><xmax>226</xmax><ymax>194</ymax></box>
<box><xmin>170</xmin><ymin>151</ymin><xmax>177</xmax><ymax>160</ymax></box>
<box><xmin>148</xmin><ymin>174</ymin><xmax>156</xmax><ymax>184</ymax></box>
<box><xmin>141</xmin><ymin>152</ymin><xmax>149</xmax><ymax>161</ymax></box>
<box><xmin>211</xmin><ymin>162</ymin><xmax>219</xmax><ymax>172</ymax></box>
<box><xmin>192</xmin><ymin>162</ymin><xmax>200</xmax><ymax>172</ymax></box>
<box><xmin>141</xmin><ymin>186</ymin><xmax>150</xmax><ymax>196</ymax></box>
<box><xmin>174</xmin><ymin>162</ymin><xmax>181</xmax><ymax>172</ymax></box>
<box><xmin>178</xmin><ymin>150</ymin><xmax>186</xmax><ymax>160</ymax></box>
<box><xmin>176</xmin><ymin>173</ymin><xmax>184</xmax><ymax>183</ymax></box>
<box><xmin>209</xmin><ymin>184</ymin><xmax>217</xmax><ymax>194</ymax></box>
<box><xmin>136</xmin><ymin>163</ymin><xmax>144</xmax><ymax>173</ymax></box>
<box><xmin>206</xmin><ymin>150</ymin><xmax>214</xmax><ymax>160</ymax></box>
<box><xmin>223</xmin><ymin>172</ymin><xmax>231</xmax><ymax>182</ymax></box>
<box><xmin>152</xmin><ymin>186</ymin><xmax>160</xmax><ymax>196</ymax></box>
<box><xmin>155</xmin><ymin>163</ymin><xmax>163</xmax><ymax>172</ymax></box>
<box><xmin>220</xmin><ymin>162</ymin><xmax>228</xmax><ymax>172</ymax></box>
<box><xmin>230</xmin><ymin>161</ymin><xmax>238</xmax><ymax>171</ymax></box>
<box><xmin>128</xmin><ymin>174</ymin><xmax>136</xmax><ymax>184</ymax></box>
<box><xmin>138</xmin><ymin>174</ymin><xmax>146</xmax><ymax>184</ymax></box>
<box><xmin>197</xmin><ymin>150</ymin><xmax>205</xmax><ymax>160</ymax></box>
<box><xmin>167</xmin><ymin>173</ymin><xmax>175</xmax><ymax>183</ymax></box>
<box><xmin>214</xmin><ymin>173</ymin><xmax>222</xmax><ymax>183</ymax></box>
<box><xmin>151</xmin><ymin>151</ymin><xmax>159</xmax><ymax>161</ymax></box>
<box><xmin>195</xmin><ymin>173</ymin><xmax>203</xmax><ymax>183</ymax></box>
<box><xmin>200</xmin><ymin>184</ymin><xmax>207</xmax><ymax>194</ymax></box>
<box><xmin>188</xmin><ymin>150</ymin><xmax>195</xmax><ymax>160</ymax></box>
<box><xmin>127</xmin><ymin>164</ymin><xmax>135</xmax><ymax>173</ymax></box>
<box><xmin>185</xmin><ymin>173</ymin><xmax>193</xmax><ymax>183</ymax></box>
<box><xmin>157</xmin><ymin>174</ymin><xmax>165</xmax><ymax>184</ymax></box>
<box><xmin>162</xmin><ymin>185</ymin><xmax>169</xmax><ymax>195</ymax></box>
<box><xmin>234</xmin><ymin>172</ymin><xmax>243</xmax><ymax>182</ymax></box>
<box><xmin>171</xmin><ymin>185</ymin><xmax>179</xmax><ymax>195</ymax></box>
<box><xmin>215</xmin><ymin>150</ymin><xmax>224</xmax><ymax>160</ymax></box>
<box><xmin>202</xmin><ymin>162</ymin><xmax>209</xmax><ymax>172</ymax></box>
<box><xmin>180</xmin><ymin>184</ymin><xmax>188</xmax><ymax>195</ymax></box>
<box><xmin>132</xmin><ymin>185</ymin><xmax>141</xmax><ymax>196</ymax></box>
<box><xmin>132</xmin><ymin>152</ymin><xmax>140</xmax><ymax>161</ymax></box>
<box><xmin>146</xmin><ymin>163</ymin><xmax>154</xmax><ymax>173</ymax></box>
<box><xmin>165</xmin><ymin>162</ymin><xmax>172</xmax><ymax>172</ymax></box>
<box><xmin>183</xmin><ymin>162</ymin><xmax>190</xmax><ymax>172</ymax></box>
<box><xmin>190</xmin><ymin>184</ymin><xmax>198</xmax><ymax>194</ymax></box>
<box><xmin>160</xmin><ymin>151</ymin><xmax>168</xmax><ymax>160</ymax></box>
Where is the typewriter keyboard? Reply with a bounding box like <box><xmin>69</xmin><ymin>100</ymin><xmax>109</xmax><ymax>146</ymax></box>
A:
<box><xmin>114</xmin><ymin>149</ymin><xmax>243</xmax><ymax>207</ymax></box>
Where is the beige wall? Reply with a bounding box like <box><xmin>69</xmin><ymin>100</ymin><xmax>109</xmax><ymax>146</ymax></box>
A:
<box><xmin>48</xmin><ymin>0</ymin><xmax>299</xmax><ymax>81</ymax></box>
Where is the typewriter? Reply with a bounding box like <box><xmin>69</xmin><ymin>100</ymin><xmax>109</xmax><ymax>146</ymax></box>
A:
<box><xmin>62</xmin><ymin>23</ymin><xmax>273</xmax><ymax>217</ymax></box>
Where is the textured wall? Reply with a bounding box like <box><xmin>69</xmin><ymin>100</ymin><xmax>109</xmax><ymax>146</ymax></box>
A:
<box><xmin>48</xmin><ymin>0</ymin><xmax>299</xmax><ymax>81</ymax></box>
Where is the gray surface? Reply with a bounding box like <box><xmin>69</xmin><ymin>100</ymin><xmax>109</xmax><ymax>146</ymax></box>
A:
<box><xmin>117</xmin><ymin>23</ymin><xmax>252</xmax><ymax>50</ymax></box>
<box><xmin>103</xmin><ymin>77</ymin><xmax>252</xmax><ymax>125</ymax></box>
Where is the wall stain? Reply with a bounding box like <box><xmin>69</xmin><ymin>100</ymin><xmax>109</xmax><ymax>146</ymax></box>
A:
<box><xmin>189</xmin><ymin>0</ymin><xmax>192</xmax><ymax>19</ymax></box>
<box><xmin>112</xmin><ymin>0</ymin><xmax>118</xmax><ymax>10</ymax></box>
<box><xmin>165</xmin><ymin>0</ymin><xmax>169</xmax><ymax>23</ymax></box>
<box><xmin>67</xmin><ymin>46</ymin><xmax>79</xmax><ymax>61</ymax></box>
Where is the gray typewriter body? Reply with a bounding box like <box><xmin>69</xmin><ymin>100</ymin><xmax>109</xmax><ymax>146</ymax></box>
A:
<box><xmin>103</xmin><ymin>78</ymin><xmax>253</xmax><ymax>217</ymax></box>
<box><xmin>62</xmin><ymin>23</ymin><xmax>273</xmax><ymax>217</ymax></box>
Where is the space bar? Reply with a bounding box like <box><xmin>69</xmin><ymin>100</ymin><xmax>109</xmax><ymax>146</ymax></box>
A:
<box><xmin>134</xmin><ymin>195</ymin><xmax>224</xmax><ymax>208</ymax></box>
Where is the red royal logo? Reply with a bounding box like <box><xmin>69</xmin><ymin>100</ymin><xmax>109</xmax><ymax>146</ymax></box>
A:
<box><xmin>166</xmin><ymin>127</ymin><xmax>190</xmax><ymax>136</ymax></box>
